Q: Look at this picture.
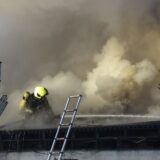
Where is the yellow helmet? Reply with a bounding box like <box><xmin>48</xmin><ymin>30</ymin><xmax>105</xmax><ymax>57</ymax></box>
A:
<box><xmin>34</xmin><ymin>86</ymin><xmax>48</xmax><ymax>99</ymax></box>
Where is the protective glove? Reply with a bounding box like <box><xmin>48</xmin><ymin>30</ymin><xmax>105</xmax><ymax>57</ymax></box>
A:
<box><xmin>25</xmin><ymin>109</ymin><xmax>33</xmax><ymax>114</ymax></box>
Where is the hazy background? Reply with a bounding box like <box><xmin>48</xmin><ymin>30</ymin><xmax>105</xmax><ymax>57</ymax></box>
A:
<box><xmin>0</xmin><ymin>0</ymin><xmax>160</xmax><ymax>124</ymax></box>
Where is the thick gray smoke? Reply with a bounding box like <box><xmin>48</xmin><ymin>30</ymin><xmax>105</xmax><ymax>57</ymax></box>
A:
<box><xmin>0</xmin><ymin>0</ymin><xmax>160</xmax><ymax>124</ymax></box>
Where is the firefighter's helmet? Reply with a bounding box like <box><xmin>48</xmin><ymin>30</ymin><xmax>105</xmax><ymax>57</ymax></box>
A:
<box><xmin>34</xmin><ymin>86</ymin><xmax>48</xmax><ymax>99</ymax></box>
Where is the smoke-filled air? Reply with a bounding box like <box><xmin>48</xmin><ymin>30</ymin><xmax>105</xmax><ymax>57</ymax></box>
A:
<box><xmin>0</xmin><ymin>0</ymin><xmax>160</xmax><ymax>124</ymax></box>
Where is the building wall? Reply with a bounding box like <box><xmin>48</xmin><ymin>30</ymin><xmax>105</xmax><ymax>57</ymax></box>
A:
<box><xmin>0</xmin><ymin>151</ymin><xmax>160</xmax><ymax>160</ymax></box>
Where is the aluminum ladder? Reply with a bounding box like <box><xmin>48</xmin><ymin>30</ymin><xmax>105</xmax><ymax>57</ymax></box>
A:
<box><xmin>0</xmin><ymin>62</ymin><xmax>8</xmax><ymax>116</ymax></box>
<box><xmin>0</xmin><ymin>95</ymin><xmax>8</xmax><ymax>116</ymax></box>
<box><xmin>47</xmin><ymin>95</ymin><xmax>82</xmax><ymax>160</ymax></box>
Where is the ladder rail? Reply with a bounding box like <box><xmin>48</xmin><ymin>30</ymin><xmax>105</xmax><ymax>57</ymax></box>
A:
<box><xmin>0</xmin><ymin>95</ymin><xmax>8</xmax><ymax>116</ymax></box>
<box><xmin>47</xmin><ymin>95</ymin><xmax>82</xmax><ymax>160</ymax></box>
<box><xmin>47</xmin><ymin>96</ymin><xmax>70</xmax><ymax>160</ymax></box>
<box><xmin>58</xmin><ymin>96</ymin><xmax>81</xmax><ymax>160</ymax></box>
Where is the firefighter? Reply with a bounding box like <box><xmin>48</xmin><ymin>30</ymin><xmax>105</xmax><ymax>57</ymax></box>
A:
<box><xmin>19</xmin><ymin>86</ymin><xmax>54</xmax><ymax>120</ymax></box>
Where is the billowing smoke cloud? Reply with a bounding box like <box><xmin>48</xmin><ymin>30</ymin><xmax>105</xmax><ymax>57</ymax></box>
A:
<box><xmin>0</xmin><ymin>0</ymin><xmax>160</xmax><ymax>124</ymax></box>
<box><xmin>83</xmin><ymin>37</ymin><xmax>158</xmax><ymax>113</ymax></box>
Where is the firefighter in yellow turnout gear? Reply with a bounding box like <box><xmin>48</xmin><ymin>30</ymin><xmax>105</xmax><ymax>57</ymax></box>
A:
<box><xmin>19</xmin><ymin>86</ymin><xmax>54</xmax><ymax>120</ymax></box>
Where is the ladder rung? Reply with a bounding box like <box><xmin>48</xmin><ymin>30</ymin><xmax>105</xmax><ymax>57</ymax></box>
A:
<box><xmin>61</xmin><ymin>123</ymin><xmax>72</xmax><ymax>126</ymax></box>
<box><xmin>65</xmin><ymin>109</ymin><xmax>77</xmax><ymax>112</ymax></box>
<box><xmin>69</xmin><ymin>95</ymin><xmax>80</xmax><ymax>98</ymax></box>
<box><xmin>61</xmin><ymin>123</ymin><xmax>69</xmax><ymax>126</ymax></box>
<box><xmin>56</xmin><ymin>138</ymin><xmax>65</xmax><ymax>141</ymax></box>
<box><xmin>50</xmin><ymin>151</ymin><xmax>61</xmax><ymax>155</ymax></box>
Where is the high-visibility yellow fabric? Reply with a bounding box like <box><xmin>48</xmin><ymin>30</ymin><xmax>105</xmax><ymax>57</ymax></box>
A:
<box><xmin>19</xmin><ymin>92</ymin><xmax>30</xmax><ymax>111</ymax></box>
<box><xmin>23</xmin><ymin>92</ymin><xmax>30</xmax><ymax>100</ymax></box>
<box><xmin>19</xmin><ymin>99</ymin><xmax>26</xmax><ymax>111</ymax></box>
